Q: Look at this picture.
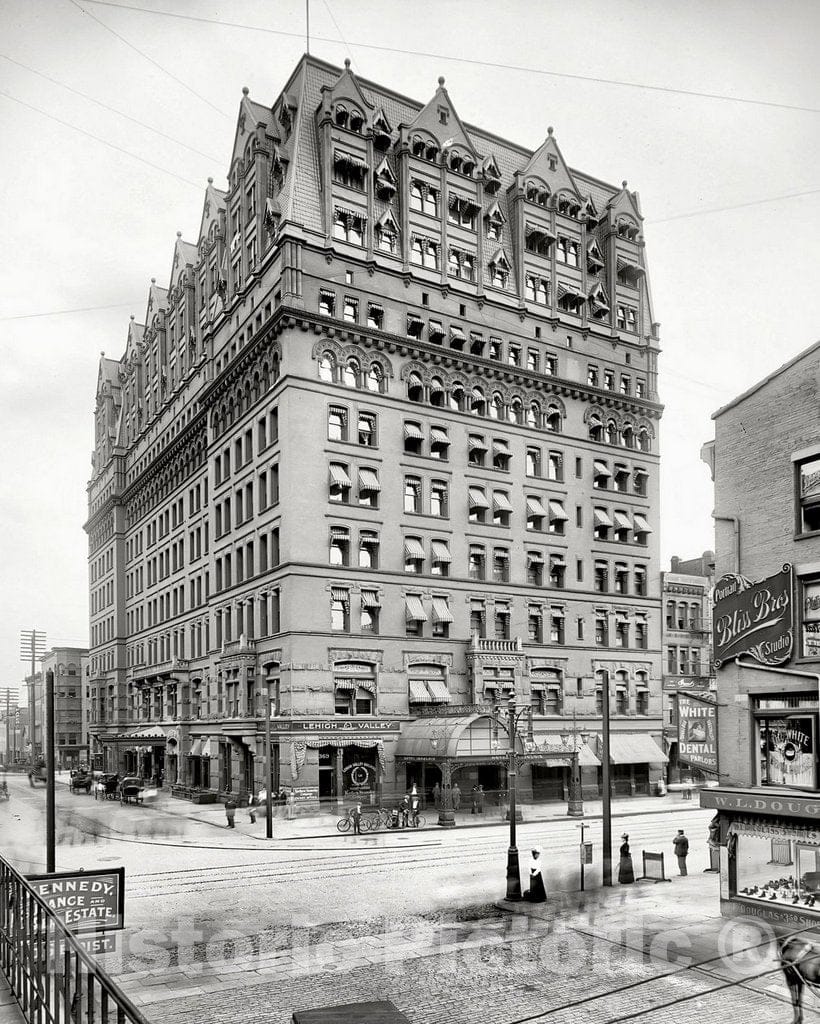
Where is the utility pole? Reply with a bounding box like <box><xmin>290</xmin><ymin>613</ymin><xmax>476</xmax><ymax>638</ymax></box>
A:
<box><xmin>46</xmin><ymin>668</ymin><xmax>56</xmax><ymax>872</ymax></box>
<box><xmin>601</xmin><ymin>668</ymin><xmax>613</xmax><ymax>886</ymax></box>
<box><xmin>20</xmin><ymin>629</ymin><xmax>46</xmax><ymax>758</ymax></box>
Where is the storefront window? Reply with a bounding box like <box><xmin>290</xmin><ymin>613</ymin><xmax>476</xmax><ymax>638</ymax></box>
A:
<box><xmin>801</xmin><ymin>578</ymin><xmax>820</xmax><ymax>657</ymax></box>
<box><xmin>733</xmin><ymin>825</ymin><xmax>820</xmax><ymax>908</ymax></box>
<box><xmin>756</xmin><ymin>715</ymin><xmax>817</xmax><ymax>788</ymax></box>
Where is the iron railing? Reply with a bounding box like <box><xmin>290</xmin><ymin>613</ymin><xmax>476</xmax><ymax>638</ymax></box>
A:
<box><xmin>0</xmin><ymin>854</ymin><xmax>150</xmax><ymax>1024</ymax></box>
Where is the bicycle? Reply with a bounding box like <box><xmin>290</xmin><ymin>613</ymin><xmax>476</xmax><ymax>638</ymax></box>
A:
<box><xmin>410</xmin><ymin>812</ymin><xmax>426</xmax><ymax>828</ymax></box>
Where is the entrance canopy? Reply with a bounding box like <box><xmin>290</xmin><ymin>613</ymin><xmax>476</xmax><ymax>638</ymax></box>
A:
<box><xmin>109</xmin><ymin>725</ymin><xmax>171</xmax><ymax>744</ymax></box>
<box><xmin>601</xmin><ymin>733</ymin><xmax>668</xmax><ymax>764</ymax></box>
<box><xmin>395</xmin><ymin>715</ymin><xmax>497</xmax><ymax>761</ymax></box>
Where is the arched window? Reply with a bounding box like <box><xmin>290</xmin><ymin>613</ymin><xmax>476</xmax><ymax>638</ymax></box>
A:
<box><xmin>412</xmin><ymin>137</ymin><xmax>425</xmax><ymax>157</ymax></box>
<box><xmin>349</xmin><ymin>109</ymin><xmax>364</xmax><ymax>133</ymax></box>
<box><xmin>449</xmin><ymin>383</ymin><xmax>465</xmax><ymax>411</ymax></box>
<box><xmin>334</xmin><ymin>105</ymin><xmax>348</xmax><ymax>128</ymax></box>
<box><xmin>425</xmin><ymin>144</ymin><xmax>439</xmax><ymax>162</ymax></box>
<box><xmin>589</xmin><ymin>415</ymin><xmax>603</xmax><ymax>442</ymax></box>
<box><xmin>489</xmin><ymin>393</ymin><xmax>504</xmax><ymax>420</ymax></box>
<box><xmin>621</xmin><ymin>425</ymin><xmax>635</xmax><ymax>449</ymax></box>
<box><xmin>407</xmin><ymin>372</ymin><xmax>424</xmax><ymax>403</ymax></box>
<box><xmin>606</xmin><ymin>420</ymin><xmax>618</xmax><ymax>445</ymax></box>
<box><xmin>638</xmin><ymin>429</ymin><xmax>651</xmax><ymax>452</ymax></box>
<box><xmin>367</xmin><ymin>364</ymin><xmax>383</xmax><ymax>393</ymax></box>
<box><xmin>545</xmin><ymin>405</ymin><xmax>562</xmax><ymax>432</ymax></box>
<box><xmin>509</xmin><ymin>398</ymin><xmax>524</xmax><ymax>425</ymax></box>
<box><xmin>343</xmin><ymin>359</ymin><xmax>359</xmax><ymax>388</ymax></box>
<box><xmin>430</xmin><ymin>377</ymin><xmax>446</xmax><ymax>407</ymax></box>
<box><xmin>470</xmin><ymin>387</ymin><xmax>486</xmax><ymax>416</ymax></box>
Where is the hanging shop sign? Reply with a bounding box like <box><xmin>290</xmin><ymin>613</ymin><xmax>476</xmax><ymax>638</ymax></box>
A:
<box><xmin>677</xmin><ymin>693</ymin><xmax>718</xmax><ymax>773</ymax></box>
<box><xmin>712</xmin><ymin>565</ymin><xmax>793</xmax><ymax>669</ymax></box>
<box><xmin>27</xmin><ymin>867</ymin><xmax>125</xmax><ymax>935</ymax></box>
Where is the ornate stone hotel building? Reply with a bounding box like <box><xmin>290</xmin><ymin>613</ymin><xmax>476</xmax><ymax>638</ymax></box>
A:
<box><xmin>86</xmin><ymin>55</ymin><xmax>665</xmax><ymax>808</ymax></box>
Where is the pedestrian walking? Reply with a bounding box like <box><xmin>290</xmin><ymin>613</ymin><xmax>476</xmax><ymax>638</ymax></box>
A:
<box><xmin>477</xmin><ymin>784</ymin><xmax>485</xmax><ymax>814</ymax></box>
<box><xmin>224</xmin><ymin>796</ymin><xmax>237</xmax><ymax>829</ymax></box>
<box><xmin>400</xmin><ymin>794</ymin><xmax>410</xmax><ymax>828</ymax></box>
<box><xmin>618</xmin><ymin>833</ymin><xmax>635</xmax><ymax>884</ymax></box>
<box><xmin>432</xmin><ymin>782</ymin><xmax>441</xmax><ymax>809</ymax></box>
<box><xmin>673</xmin><ymin>828</ymin><xmax>689</xmax><ymax>875</ymax></box>
<box><xmin>471</xmin><ymin>784</ymin><xmax>479</xmax><ymax>814</ymax></box>
<box><xmin>352</xmin><ymin>802</ymin><xmax>363</xmax><ymax>835</ymax></box>
<box><xmin>452</xmin><ymin>782</ymin><xmax>461</xmax><ymax>811</ymax></box>
<box><xmin>522</xmin><ymin>846</ymin><xmax>547</xmax><ymax>903</ymax></box>
<box><xmin>287</xmin><ymin>788</ymin><xmax>296</xmax><ymax>819</ymax></box>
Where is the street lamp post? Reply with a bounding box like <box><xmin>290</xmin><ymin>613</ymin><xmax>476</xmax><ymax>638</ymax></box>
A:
<box><xmin>264</xmin><ymin>679</ymin><xmax>273</xmax><ymax>840</ymax></box>
<box><xmin>501</xmin><ymin>694</ymin><xmax>533</xmax><ymax>901</ymax></box>
<box><xmin>430</xmin><ymin>725</ymin><xmax>456</xmax><ymax>828</ymax></box>
<box><xmin>560</xmin><ymin>710</ymin><xmax>589</xmax><ymax>818</ymax></box>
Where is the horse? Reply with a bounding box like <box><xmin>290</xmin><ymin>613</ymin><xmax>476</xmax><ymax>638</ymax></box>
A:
<box><xmin>779</xmin><ymin>935</ymin><xmax>820</xmax><ymax>1024</ymax></box>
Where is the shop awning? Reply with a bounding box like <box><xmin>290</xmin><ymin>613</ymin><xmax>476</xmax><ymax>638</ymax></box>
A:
<box><xmin>535</xmin><ymin>737</ymin><xmax>601</xmax><ymax>767</ymax></box>
<box><xmin>633</xmin><ymin>513</ymin><xmax>652</xmax><ymax>533</ymax></box>
<box><xmin>603</xmin><ymin>733</ymin><xmax>668</xmax><ymax>764</ymax></box>
<box><xmin>469</xmin><ymin>487</ymin><xmax>489</xmax><ymax>509</ymax></box>
<box><xmin>409</xmin><ymin>679</ymin><xmax>435</xmax><ymax>704</ymax></box>
<box><xmin>548</xmin><ymin>501</ymin><xmax>568</xmax><ymax>521</ymax></box>
<box><xmin>594</xmin><ymin>508</ymin><xmax>613</xmax><ymax>528</ymax></box>
<box><xmin>404</xmin><ymin>422</ymin><xmax>424</xmax><ymax>440</ymax></box>
<box><xmin>329</xmin><ymin>464</ymin><xmax>352</xmax><ymax>487</ymax></box>
<box><xmin>395</xmin><ymin>714</ymin><xmax>496</xmax><ymax>761</ymax></box>
<box><xmin>431</xmin><ymin>540</ymin><xmax>452</xmax><ymax>563</ymax></box>
<box><xmin>527</xmin><ymin>497</ymin><xmax>548</xmax><ymax>517</ymax></box>
<box><xmin>405</xmin><ymin>595</ymin><xmax>427</xmax><ymax>622</ymax></box>
<box><xmin>594</xmin><ymin>460</ymin><xmax>611</xmax><ymax>477</ymax></box>
<box><xmin>404</xmin><ymin>537</ymin><xmax>426</xmax><ymax>560</ymax></box>
<box><xmin>431</xmin><ymin>597</ymin><xmax>454</xmax><ymax>623</ymax></box>
<box><xmin>358</xmin><ymin>468</ymin><xmax>381</xmax><ymax>493</ymax></box>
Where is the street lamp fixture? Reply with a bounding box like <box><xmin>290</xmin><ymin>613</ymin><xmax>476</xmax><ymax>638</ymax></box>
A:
<box><xmin>497</xmin><ymin>693</ymin><xmax>534</xmax><ymax>902</ymax></box>
<box><xmin>430</xmin><ymin>727</ymin><xmax>456</xmax><ymax>828</ymax></box>
<box><xmin>560</xmin><ymin>711</ymin><xmax>588</xmax><ymax>819</ymax></box>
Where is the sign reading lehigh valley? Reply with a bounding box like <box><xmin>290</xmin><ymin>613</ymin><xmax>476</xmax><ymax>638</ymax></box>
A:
<box><xmin>27</xmin><ymin>867</ymin><xmax>125</xmax><ymax>935</ymax></box>
<box><xmin>676</xmin><ymin>693</ymin><xmax>718</xmax><ymax>773</ymax></box>
<box><xmin>712</xmin><ymin>564</ymin><xmax>793</xmax><ymax>669</ymax></box>
<box><xmin>269</xmin><ymin>720</ymin><xmax>400</xmax><ymax>733</ymax></box>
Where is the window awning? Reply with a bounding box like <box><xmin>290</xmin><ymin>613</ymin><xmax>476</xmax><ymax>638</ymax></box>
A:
<box><xmin>334</xmin><ymin>150</ymin><xmax>367</xmax><ymax>171</ymax></box>
<box><xmin>426</xmin><ymin>678</ymin><xmax>451</xmax><ymax>704</ymax></box>
<box><xmin>450</xmin><ymin>325</ymin><xmax>466</xmax><ymax>343</ymax></box>
<box><xmin>548</xmin><ymin>501</ymin><xmax>568</xmax><ymax>521</ymax></box>
<box><xmin>430</xmin><ymin>427</ymin><xmax>449</xmax><ymax>445</ymax></box>
<box><xmin>329</xmin><ymin>464</ymin><xmax>351</xmax><ymax>487</ymax></box>
<box><xmin>409</xmin><ymin>679</ymin><xmax>435</xmax><ymax>704</ymax></box>
<box><xmin>527</xmin><ymin>551</ymin><xmax>544</xmax><ymax>564</ymax></box>
<box><xmin>617</xmin><ymin>255</ymin><xmax>645</xmax><ymax>276</ymax></box>
<box><xmin>358</xmin><ymin>468</ymin><xmax>381</xmax><ymax>493</ymax></box>
<box><xmin>550</xmin><ymin>554</ymin><xmax>566</xmax><ymax>566</ymax></box>
<box><xmin>429</xmin><ymin>320</ymin><xmax>445</xmax><ymax>338</ymax></box>
<box><xmin>360</xmin><ymin>590</ymin><xmax>381</xmax><ymax>609</ymax></box>
<box><xmin>593</xmin><ymin>508</ymin><xmax>613</xmax><ymax>528</ymax></box>
<box><xmin>613</xmin><ymin>511</ymin><xmax>633</xmax><ymax>530</ymax></box>
<box><xmin>335</xmin><ymin>680</ymin><xmax>357</xmax><ymax>693</ymax></box>
<box><xmin>525</xmin><ymin>222</ymin><xmax>555</xmax><ymax>242</ymax></box>
<box><xmin>633</xmin><ymin>514</ymin><xmax>652</xmax><ymax>533</ymax></box>
<box><xmin>527</xmin><ymin>496</ymin><xmax>548</xmax><ymax>517</ymax></box>
<box><xmin>493</xmin><ymin>492</ymin><xmax>513</xmax><ymax>513</ymax></box>
<box><xmin>329</xmin><ymin>526</ymin><xmax>349</xmax><ymax>540</ymax></box>
<box><xmin>470</xmin><ymin>332</ymin><xmax>484</xmax><ymax>345</ymax></box>
<box><xmin>405</xmin><ymin>594</ymin><xmax>428</xmax><ymax>622</ymax></box>
<box><xmin>468</xmin><ymin>435</ymin><xmax>487</xmax><ymax>452</ymax></box>
<box><xmin>550</xmin><ymin>606</ymin><xmax>565</xmax><ymax>618</ymax></box>
<box><xmin>493</xmin><ymin>439</ymin><xmax>510</xmax><ymax>455</ymax></box>
<box><xmin>404</xmin><ymin>537</ymin><xmax>426</xmax><ymax>559</ymax></box>
<box><xmin>593</xmin><ymin>460</ymin><xmax>611</xmax><ymax>477</ymax></box>
<box><xmin>469</xmin><ymin>487</ymin><xmax>489</xmax><ymax>509</ymax></box>
<box><xmin>557</xmin><ymin>282</ymin><xmax>585</xmax><ymax>301</ymax></box>
<box><xmin>407</xmin><ymin>313</ymin><xmax>424</xmax><ymax>329</ymax></box>
<box><xmin>633</xmin><ymin>467</ymin><xmax>649</xmax><ymax>478</ymax></box>
<box><xmin>368</xmin><ymin>302</ymin><xmax>384</xmax><ymax>313</ymax></box>
<box><xmin>189</xmin><ymin>738</ymin><xmax>204</xmax><ymax>757</ymax></box>
<box><xmin>404</xmin><ymin>422</ymin><xmax>425</xmax><ymax>440</ymax></box>
<box><xmin>602</xmin><ymin>733</ymin><xmax>668</xmax><ymax>764</ymax></box>
<box><xmin>432</xmin><ymin>597</ymin><xmax>454</xmax><ymax>624</ymax></box>
<box><xmin>330</xmin><ymin>587</ymin><xmax>349</xmax><ymax>603</ymax></box>
<box><xmin>431</xmin><ymin>540</ymin><xmax>452</xmax><ymax>563</ymax></box>
<box><xmin>494</xmin><ymin>551</ymin><xmax>510</xmax><ymax>563</ymax></box>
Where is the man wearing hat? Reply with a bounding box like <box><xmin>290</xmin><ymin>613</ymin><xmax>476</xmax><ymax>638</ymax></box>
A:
<box><xmin>522</xmin><ymin>846</ymin><xmax>547</xmax><ymax>902</ymax></box>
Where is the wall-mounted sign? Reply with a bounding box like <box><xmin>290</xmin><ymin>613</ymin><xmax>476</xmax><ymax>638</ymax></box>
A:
<box><xmin>712</xmin><ymin>565</ymin><xmax>793</xmax><ymax>669</ymax></box>
<box><xmin>27</xmin><ymin>867</ymin><xmax>125</xmax><ymax>935</ymax></box>
<box><xmin>270</xmin><ymin>720</ymin><xmax>400</xmax><ymax>733</ymax></box>
<box><xmin>677</xmin><ymin>693</ymin><xmax>718</xmax><ymax>773</ymax></box>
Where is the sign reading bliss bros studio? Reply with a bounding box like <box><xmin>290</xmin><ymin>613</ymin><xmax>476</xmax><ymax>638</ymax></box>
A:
<box><xmin>712</xmin><ymin>565</ymin><xmax>793</xmax><ymax>669</ymax></box>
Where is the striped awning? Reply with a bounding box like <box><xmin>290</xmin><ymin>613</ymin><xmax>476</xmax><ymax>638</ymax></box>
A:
<box><xmin>431</xmin><ymin>597</ymin><xmax>454</xmax><ymax>624</ymax></box>
<box><xmin>633</xmin><ymin>467</ymin><xmax>649</xmax><ymax>478</ymax></box>
<box><xmin>405</xmin><ymin>595</ymin><xmax>428</xmax><ymax>622</ymax></box>
<box><xmin>329</xmin><ymin>464</ymin><xmax>351</xmax><ymax>487</ymax></box>
<box><xmin>557</xmin><ymin>282</ymin><xmax>585</xmax><ymax>302</ymax></box>
<box><xmin>450</xmin><ymin>325</ymin><xmax>466</xmax><ymax>343</ymax></box>
<box><xmin>468</xmin><ymin>435</ymin><xmax>487</xmax><ymax>452</ymax></box>
<box><xmin>525</xmin><ymin>222</ymin><xmax>555</xmax><ymax>241</ymax></box>
<box><xmin>550</xmin><ymin>554</ymin><xmax>566</xmax><ymax>566</ymax></box>
<box><xmin>189</xmin><ymin>738</ymin><xmax>204</xmax><ymax>757</ymax></box>
<box><xmin>404</xmin><ymin>422</ymin><xmax>425</xmax><ymax>440</ymax></box>
<box><xmin>617</xmin><ymin>255</ymin><xmax>645</xmax><ymax>276</ymax></box>
<box><xmin>429</xmin><ymin>320</ymin><xmax>445</xmax><ymax>338</ymax></box>
<box><xmin>633</xmin><ymin>513</ymin><xmax>652</xmax><ymax>533</ymax></box>
<box><xmin>330</xmin><ymin>587</ymin><xmax>349</xmax><ymax>603</ymax></box>
<box><xmin>469</xmin><ymin>487</ymin><xmax>489</xmax><ymax>509</ymax></box>
<box><xmin>358</xmin><ymin>468</ymin><xmax>381</xmax><ymax>493</ymax></box>
<box><xmin>407</xmin><ymin>313</ymin><xmax>424</xmax><ymax>330</ymax></box>
<box><xmin>493</xmin><ymin>491</ymin><xmax>513</xmax><ymax>513</ymax></box>
<box><xmin>335</xmin><ymin>680</ymin><xmax>357</xmax><ymax>693</ymax></box>
<box><xmin>431</xmin><ymin>540</ymin><xmax>452</xmax><ymax>563</ymax></box>
<box><xmin>594</xmin><ymin>508</ymin><xmax>613</xmax><ymax>528</ymax></box>
<box><xmin>587</xmin><ymin>241</ymin><xmax>604</xmax><ymax>267</ymax></box>
<box><xmin>526</xmin><ymin>496</ymin><xmax>548</xmax><ymax>517</ymax></box>
<box><xmin>594</xmin><ymin>460</ymin><xmax>611</xmax><ymax>477</ymax></box>
<box><xmin>334</xmin><ymin>150</ymin><xmax>367</xmax><ymax>171</ymax></box>
<box><xmin>427</xmin><ymin>678</ymin><xmax>451</xmax><ymax>703</ymax></box>
<box><xmin>548</xmin><ymin>501</ymin><xmax>568</xmax><ymax>521</ymax></box>
<box><xmin>470</xmin><ymin>331</ymin><xmax>484</xmax><ymax>345</ymax></box>
<box><xmin>613</xmin><ymin>511</ymin><xmax>633</xmax><ymax>530</ymax></box>
<box><xmin>404</xmin><ymin>537</ymin><xmax>426</xmax><ymax>559</ymax></box>
<box><xmin>527</xmin><ymin>551</ymin><xmax>544</xmax><ymax>564</ymax></box>
<box><xmin>430</xmin><ymin>427</ymin><xmax>449</xmax><ymax>445</ymax></box>
<box><xmin>329</xmin><ymin>525</ymin><xmax>349</xmax><ymax>540</ymax></box>
<box><xmin>360</xmin><ymin>590</ymin><xmax>381</xmax><ymax>609</ymax></box>
<box><xmin>409</xmin><ymin>679</ymin><xmax>435</xmax><ymax>704</ymax></box>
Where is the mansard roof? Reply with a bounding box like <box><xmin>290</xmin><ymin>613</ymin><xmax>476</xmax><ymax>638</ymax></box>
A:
<box><xmin>228</xmin><ymin>87</ymin><xmax>277</xmax><ymax>178</ymax></box>
<box><xmin>321</xmin><ymin>58</ymin><xmax>374</xmax><ymax>120</ymax></box>
<box><xmin>518</xmin><ymin>127</ymin><xmax>579</xmax><ymax>196</ymax></box>
<box><xmin>405</xmin><ymin>76</ymin><xmax>477</xmax><ymax>160</ymax></box>
<box><xmin>607</xmin><ymin>181</ymin><xmax>643</xmax><ymax>222</ymax></box>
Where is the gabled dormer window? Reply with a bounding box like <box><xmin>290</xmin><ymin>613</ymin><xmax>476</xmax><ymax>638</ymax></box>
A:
<box><xmin>587</xmin><ymin>239</ymin><xmax>605</xmax><ymax>274</ymax></box>
<box><xmin>488</xmin><ymin>249</ymin><xmax>511</xmax><ymax>289</ymax></box>
<box><xmin>482</xmin><ymin>155</ymin><xmax>502</xmax><ymax>194</ymax></box>
<box><xmin>485</xmin><ymin>201</ymin><xmax>506</xmax><ymax>241</ymax></box>
<box><xmin>374</xmin><ymin>158</ymin><xmax>397</xmax><ymax>201</ymax></box>
<box><xmin>525</xmin><ymin>181</ymin><xmax>550</xmax><ymax>206</ymax></box>
<box><xmin>372</xmin><ymin>108</ymin><xmax>392</xmax><ymax>149</ymax></box>
<box><xmin>556</xmin><ymin>193</ymin><xmax>581</xmax><ymax>217</ymax></box>
<box><xmin>375</xmin><ymin>210</ymin><xmax>399</xmax><ymax>255</ymax></box>
<box><xmin>333</xmin><ymin>150</ymin><xmax>367</xmax><ymax>190</ymax></box>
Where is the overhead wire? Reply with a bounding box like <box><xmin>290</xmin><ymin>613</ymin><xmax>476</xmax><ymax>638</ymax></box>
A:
<box><xmin>0</xmin><ymin>53</ymin><xmax>223</xmax><ymax>163</ymax></box>
<box><xmin>68</xmin><ymin>0</ymin><xmax>232</xmax><ymax>120</ymax></box>
<box><xmin>649</xmin><ymin>187</ymin><xmax>820</xmax><ymax>224</ymax></box>
<box><xmin>0</xmin><ymin>301</ymin><xmax>141</xmax><ymax>322</ymax></box>
<box><xmin>0</xmin><ymin>88</ymin><xmax>203</xmax><ymax>190</ymax></box>
<box><xmin>80</xmin><ymin>0</ymin><xmax>820</xmax><ymax>114</ymax></box>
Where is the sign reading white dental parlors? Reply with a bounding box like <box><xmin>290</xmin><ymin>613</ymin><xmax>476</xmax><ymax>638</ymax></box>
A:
<box><xmin>677</xmin><ymin>693</ymin><xmax>718</xmax><ymax>773</ymax></box>
<box><xmin>27</xmin><ymin>867</ymin><xmax>125</xmax><ymax>934</ymax></box>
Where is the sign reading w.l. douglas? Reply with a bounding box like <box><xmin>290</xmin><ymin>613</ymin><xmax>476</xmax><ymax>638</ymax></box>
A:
<box><xmin>712</xmin><ymin>564</ymin><xmax>793</xmax><ymax>669</ymax></box>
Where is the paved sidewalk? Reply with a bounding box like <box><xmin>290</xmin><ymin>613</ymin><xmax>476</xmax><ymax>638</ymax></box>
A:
<box><xmin>0</xmin><ymin>974</ymin><xmax>25</xmax><ymax>1024</ymax></box>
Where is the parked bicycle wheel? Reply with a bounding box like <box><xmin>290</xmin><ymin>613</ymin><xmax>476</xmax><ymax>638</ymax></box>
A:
<box><xmin>412</xmin><ymin>814</ymin><xmax>426</xmax><ymax>828</ymax></box>
<box><xmin>360</xmin><ymin>815</ymin><xmax>375</xmax><ymax>833</ymax></box>
<box><xmin>336</xmin><ymin>815</ymin><xmax>352</xmax><ymax>833</ymax></box>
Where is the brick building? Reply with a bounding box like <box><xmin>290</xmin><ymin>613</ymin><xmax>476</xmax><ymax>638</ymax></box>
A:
<box><xmin>661</xmin><ymin>552</ymin><xmax>715</xmax><ymax>781</ymax></box>
<box><xmin>700</xmin><ymin>340</ymin><xmax>820</xmax><ymax>929</ymax></box>
<box><xmin>85</xmin><ymin>56</ymin><xmax>665</xmax><ymax>808</ymax></box>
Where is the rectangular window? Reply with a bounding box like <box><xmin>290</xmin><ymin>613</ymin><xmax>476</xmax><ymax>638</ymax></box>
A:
<box><xmin>358</xmin><ymin>413</ymin><xmax>376</xmax><ymax>447</ymax></box>
<box><xmin>343</xmin><ymin>296</ymin><xmax>359</xmax><ymax>323</ymax></box>
<box><xmin>367</xmin><ymin>303</ymin><xmax>384</xmax><ymax>329</ymax></box>
<box><xmin>319</xmin><ymin>290</ymin><xmax>335</xmax><ymax>316</ymax></box>
<box><xmin>798</xmin><ymin>456</ymin><xmax>820</xmax><ymax>534</ymax></box>
<box><xmin>328</xmin><ymin>406</ymin><xmax>348</xmax><ymax>441</ymax></box>
<box><xmin>404</xmin><ymin>476</ymin><xmax>421</xmax><ymax>514</ymax></box>
<box><xmin>430</xmin><ymin>480</ymin><xmax>448</xmax><ymax>517</ymax></box>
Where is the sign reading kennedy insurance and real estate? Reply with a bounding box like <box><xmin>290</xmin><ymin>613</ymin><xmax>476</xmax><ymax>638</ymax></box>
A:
<box><xmin>27</xmin><ymin>867</ymin><xmax>125</xmax><ymax>935</ymax></box>
<box><xmin>677</xmin><ymin>693</ymin><xmax>718</xmax><ymax>773</ymax></box>
<box><xmin>712</xmin><ymin>564</ymin><xmax>793</xmax><ymax>669</ymax></box>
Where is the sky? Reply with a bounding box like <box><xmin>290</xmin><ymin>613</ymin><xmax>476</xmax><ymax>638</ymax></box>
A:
<box><xmin>0</xmin><ymin>0</ymin><xmax>818</xmax><ymax>696</ymax></box>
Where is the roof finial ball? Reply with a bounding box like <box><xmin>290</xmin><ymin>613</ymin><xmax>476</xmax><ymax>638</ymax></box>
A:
<box><xmin>242</xmin><ymin>86</ymin><xmax>249</xmax><ymax>96</ymax></box>
<box><xmin>207</xmin><ymin>176</ymin><xmax>213</xmax><ymax>184</ymax></box>
<box><xmin>130</xmin><ymin>315</ymin><xmax>135</xmax><ymax>321</ymax></box>
<box><xmin>547</xmin><ymin>126</ymin><xmax>554</xmax><ymax>136</ymax></box>
<box><xmin>438</xmin><ymin>76</ymin><xmax>445</xmax><ymax>87</ymax></box>
<box><xmin>623</xmin><ymin>180</ymin><xmax>628</xmax><ymax>189</ymax></box>
<box><xmin>344</xmin><ymin>58</ymin><xmax>351</xmax><ymax>70</ymax></box>
<box><xmin>176</xmin><ymin>230</ymin><xmax>182</xmax><ymax>238</ymax></box>
<box><xmin>151</xmin><ymin>277</ymin><xmax>156</xmax><ymax>284</ymax></box>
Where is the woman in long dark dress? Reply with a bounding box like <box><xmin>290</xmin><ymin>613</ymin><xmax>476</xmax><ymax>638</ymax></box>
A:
<box><xmin>523</xmin><ymin>846</ymin><xmax>547</xmax><ymax>902</ymax></box>
<box><xmin>618</xmin><ymin>833</ymin><xmax>635</xmax><ymax>884</ymax></box>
